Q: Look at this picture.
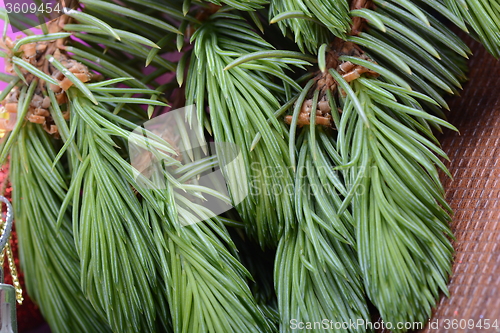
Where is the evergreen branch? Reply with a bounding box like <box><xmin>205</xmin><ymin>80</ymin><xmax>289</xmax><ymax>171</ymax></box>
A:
<box><xmin>276</xmin><ymin>126</ymin><xmax>370</xmax><ymax>333</ymax></box>
<box><xmin>276</xmin><ymin>6</ymin><xmax>464</xmax><ymax>322</ymax></box>
<box><xmin>270</xmin><ymin>10</ymin><xmax>324</xmax><ymax>25</ymax></box>
<box><xmin>123</xmin><ymin>0</ymin><xmax>200</xmax><ymax>23</ymax></box>
<box><xmin>65</xmin><ymin>97</ymin><xmax>167</xmax><ymax>332</ymax></box>
<box><xmin>269</xmin><ymin>0</ymin><xmax>349</xmax><ymax>53</ymax></box>
<box><xmin>276</xmin><ymin>70</ymin><xmax>370</xmax><ymax>331</ymax></box>
<box><xmin>440</xmin><ymin>0</ymin><xmax>500</xmax><ymax>57</ymax></box>
<box><xmin>81</xmin><ymin>7</ymin><xmax>164</xmax><ymax>41</ymax></box>
<box><xmin>63</xmin><ymin>24</ymin><xmax>160</xmax><ymax>49</ymax></box>
<box><xmin>61</xmin><ymin>87</ymin><xmax>271</xmax><ymax>333</ymax></box>
<box><xmin>0</xmin><ymin>0</ymin><xmax>491</xmax><ymax>332</ymax></box>
<box><xmin>187</xmin><ymin>15</ymin><xmax>296</xmax><ymax>247</ymax></box>
<box><xmin>79</xmin><ymin>0</ymin><xmax>183</xmax><ymax>35</ymax></box>
<box><xmin>203</xmin><ymin>0</ymin><xmax>269</xmax><ymax>11</ymax></box>
<box><xmin>337</xmin><ymin>77</ymin><xmax>454</xmax><ymax>329</ymax></box>
<box><xmin>417</xmin><ymin>0</ymin><xmax>468</xmax><ymax>31</ymax></box>
<box><xmin>62</xmin><ymin>8</ymin><xmax>122</xmax><ymax>41</ymax></box>
<box><xmin>11</xmin><ymin>123</ymin><xmax>112</xmax><ymax>333</ymax></box>
<box><xmin>349</xmin><ymin>1</ymin><xmax>469</xmax><ymax>109</ymax></box>
<box><xmin>163</xmin><ymin>218</ymin><xmax>274</xmax><ymax>333</ymax></box>
<box><xmin>224</xmin><ymin>50</ymin><xmax>316</xmax><ymax>70</ymax></box>
<box><xmin>0</xmin><ymin>12</ymin><xmax>271</xmax><ymax>331</ymax></box>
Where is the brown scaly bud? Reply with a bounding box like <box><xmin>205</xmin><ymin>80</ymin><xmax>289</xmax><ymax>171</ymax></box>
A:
<box><xmin>350</xmin><ymin>0</ymin><xmax>375</xmax><ymax>36</ymax></box>
<box><xmin>0</xmin><ymin>14</ymin><xmax>97</xmax><ymax>137</ymax></box>
<box><xmin>284</xmin><ymin>98</ymin><xmax>334</xmax><ymax>128</ymax></box>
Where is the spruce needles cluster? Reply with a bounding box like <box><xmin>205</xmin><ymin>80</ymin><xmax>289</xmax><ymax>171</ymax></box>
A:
<box><xmin>0</xmin><ymin>0</ymin><xmax>498</xmax><ymax>332</ymax></box>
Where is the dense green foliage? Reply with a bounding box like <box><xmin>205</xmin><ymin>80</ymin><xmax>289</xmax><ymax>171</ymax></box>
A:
<box><xmin>0</xmin><ymin>0</ymin><xmax>498</xmax><ymax>332</ymax></box>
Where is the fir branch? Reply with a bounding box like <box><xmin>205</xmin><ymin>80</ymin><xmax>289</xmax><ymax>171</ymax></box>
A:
<box><xmin>1</xmin><ymin>10</ymin><xmax>271</xmax><ymax>332</ymax></box>
<box><xmin>10</xmin><ymin>123</ymin><xmax>112</xmax><ymax>333</ymax></box>
<box><xmin>62</xmin><ymin>86</ymin><xmax>272</xmax><ymax>333</ymax></box>
<box><xmin>439</xmin><ymin>0</ymin><xmax>500</xmax><ymax>57</ymax></box>
<box><xmin>337</xmin><ymin>76</ymin><xmax>455</xmax><ymax>329</ymax></box>
<box><xmin>276</xmin><ymin>126</ymin><xmax>370</xmax><ymax>333</ymax></box>
<box><xmin>79</xmin><ymin>0</ymin><xmax>183</xmax><ymax>35</ymax></box>
<box><xmin>203</xmin><ymin>0</ymin><xmax>269</xmax><ymax>11</ymax></box>
<box><xmin>269</xmin><ymin>0</ymin><xmax>348</xmax><ymax>53</ymax></box>
<box><xmin>186</xmin><ymin>14</ymin><xmax>297</xmax><ymax>247</ymax></box>
<box><xmin>1</xmin><ymin>1</ymin><xmax>495</xmax><ymax>332</ymax></box>
<box><xmin>348</xmin><ymin>0</ymin><xmax>469</xmax><ymax>111</ymax></box>
<box><xmin>66</xmin><ymin>98</ymin><xmax>166</xmax><ymax>332</ymax></box>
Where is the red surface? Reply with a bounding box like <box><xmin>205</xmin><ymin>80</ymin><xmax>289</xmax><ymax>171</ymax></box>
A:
<box><xmin>0</xmin><ymin>163</ymin><xmax>46</xmax><ymax>332</ymax></box>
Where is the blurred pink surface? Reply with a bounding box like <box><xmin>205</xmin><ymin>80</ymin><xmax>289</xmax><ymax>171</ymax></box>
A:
<box><xmin>1</xmin><ymin>1</ymin><xmax>17</xmax><ymax>91</ymax></box>
<box><xmin>0</xmin><ymin>1</ymin><xmax>43</xmax><ymax>90</ymax></box>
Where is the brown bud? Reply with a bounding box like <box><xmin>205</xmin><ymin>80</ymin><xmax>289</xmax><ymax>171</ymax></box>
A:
<box><xmin>73</xmin><ymin>72</ymin><xmax>90</xmax><ymax>83</ymax></box>
<box><xmin>318</xmin><ymin>101</ymin><xmax>331</xmax><ymax>114</ymax></box>
<box><xmin>27</xmin><ymin>114</ymin><xmax>45</xmax><ymax>124</ymax></box>
<box><xmin>34</xmin><ymin>108</ymin><xmax>50</xmax><ymax>117</ymax></box>
<box><xmin>22</xmin><ymin>43</ymin><xmax>36</xmax><ymax>58</ymax></box>
<box><xmin>339</xmin><ymin>61</ymin><xmax>355</xmax><ymax>73</ymax></box>
<box><xmin>46</xmin><ymin>124</ymin><xmax>58</xmax><ymax>135</ymax></box>
<box><xmin>42</xmin><ymin>96</ymin><xmax>51</xmax><ymax>109</ymax></box>
<box><xmin>50</xmin><ymin>83</ymin><xmax>62</xmax><ymax>93</ymax></box>
<box><xmin>31</xmin><ymin>95</ymin><xmax>44</xmax><ymax>108</ymax></box>
<box><xmin>56</xmin><ymin>92</ymin><xmax>68</xmax><ymax>104</ymax></box>
<box><xmin>5</xmin><ymin>103</ymin><xmax>18</xmax><ymax>114</ymax></box>
<box><xmin>343</xmin><ymin>70</ymin><xmax>361</xmax><ymax>82</ymax></box>
<box><xmin>59</xmin><ymin>77</ymin><xmax>73</xmax><ymax>91</ymax></box>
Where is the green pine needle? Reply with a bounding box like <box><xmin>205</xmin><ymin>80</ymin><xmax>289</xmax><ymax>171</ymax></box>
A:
<box><xmin>337</xmin><ymin>78</ymin><xmax>454</xmax><ymax>329</ymax></box>
<box><xmin>2</xmin><ymin>0</ymin><xmax>500</xmax><ymax>332</ymax></box>
<box><xmin>11</xmin><ymin>124</ymin><xmax>113</xmax><ymax>333</ymax></box>
<box><xmin>186</xmin><ymin>14</ymin><xmax>296</xmax><ymax>247</ymax></box>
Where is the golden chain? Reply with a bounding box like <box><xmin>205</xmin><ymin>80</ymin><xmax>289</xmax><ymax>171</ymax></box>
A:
<box><xmin>0</xmin><ymin>222</ymin><xmax>23</xmax><ymax>304</ymax></box>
